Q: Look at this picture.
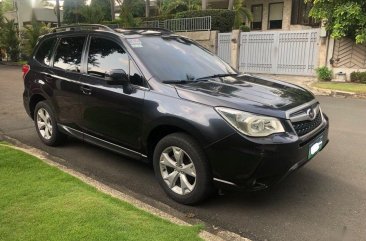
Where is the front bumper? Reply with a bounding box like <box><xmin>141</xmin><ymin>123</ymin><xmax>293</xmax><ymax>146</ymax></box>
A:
<box><xmin>205</xmin><ymin>115</ymin><xmax>329</xmax><ymax>190</ymax></box>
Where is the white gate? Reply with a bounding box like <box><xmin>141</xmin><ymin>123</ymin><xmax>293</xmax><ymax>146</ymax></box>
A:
<box><xmin>217</xmin><ymin>33</ymin><xmax>232</xmax><ymax>64</ymax></box>
<box><xmin>239</xmin><ymin>30</ymin><xmax>320</xmax><ymax>76</ymax></box>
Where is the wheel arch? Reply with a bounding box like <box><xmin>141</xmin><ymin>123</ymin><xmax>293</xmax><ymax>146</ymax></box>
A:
<box><xmin>144</xmin><ymin>119</ymin><xmax>208</xmax><ymax>163</ymax></box>
<box><xmin>29</xmin><ymin>93</ymin><xmax>47</xmax><ymax>119</ymax></box>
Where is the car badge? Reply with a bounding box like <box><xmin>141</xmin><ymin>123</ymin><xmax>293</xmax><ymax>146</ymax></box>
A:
<box><xmin>307</xmin><ymin>108</ymin><xmax>316</xmax><ymax>120</ymax></box>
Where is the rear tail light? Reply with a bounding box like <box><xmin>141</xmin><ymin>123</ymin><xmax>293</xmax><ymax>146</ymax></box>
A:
<box><xmin>22</xmin><ymin>64</ymin><xmax>30</xmax><ymax>79</ymax></box>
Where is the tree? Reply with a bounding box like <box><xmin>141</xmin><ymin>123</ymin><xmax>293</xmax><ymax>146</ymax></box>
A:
<box><xmin>0</xmin><ymin>4</ymin><xmax>4</xmax><ymax>60</ymax></box>
<box><xmin>118</xmin><ymin>0</ymin><xmax>137</xmax><ymax>27</ymax></box>
<box><xmin>91</xmin><ymin>0</ymin><xmax>112</xmax><ymax>21</ymax></box>
<box><xmin>130</xmin><ymin>0</ymin><xmax>145</xmax><ymax>17</ymax></box>
<box><xmin>145</xmin><ymin>0</ymin><xmax>150</xmax><ymax>17</ymax></box>
<box><xmin>160</xmin><ymin>0</ymin><xmax>201</xmax><ymax>15</ymax></box>
<box><xmin>22</xmin><ymin>14</ymin><xmax>51</xmax><ymax>57</ymax></box>
<box><xmin>307</xmin><ymin>0</ymin><xmax>366</xmax><ymax>44</ymax></box>
<box><xmin>1</xmin><ymin>19</ymin><xmax>20</xmax><ymax>61</ymax></box>
<box><xmin>41</xmin><ymin>0</ymin><xmax>54</xmax><ymax>7</ymax></box>
<box><xmin>80</xmin><ymin>5</ymin><xmax>105</xmax><ymax>24</ymax></box>
<box><xmin>233</xmin><ymin>0</ymin><xmax>252</xmax><ymax>29</ymax></box>
<box><xmin>63</xmin><ymin>0</ymin><xmax>86</xmax><ymax>24</ymax></box>
<box><xmin>228</xmin><ymin>0</ymin><xmax>234</xmax><ymax>10</ymax></box>
<box><xmin>1</xmin><ymin>0</ymin><xmax>14</xmax><ymax>12</ymax></box>
<box><xmin>0</xmin><ymin>3</ymin><xmax>3</xmax><ymax>24</ymax></box>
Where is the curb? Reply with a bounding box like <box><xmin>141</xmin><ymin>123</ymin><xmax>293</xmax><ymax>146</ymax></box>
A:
<box><xmin>0</xmin><ymin>62</ymin><xmax>24</xmax><ymax>66</ymax></box>
<box><xmin>307</xmin><ymin>83</ymin><xmax>366</xmax><ymax>99</ymax></box>
<box><xmin>0</xmin><ymin>134</ymin><xmax>252</xmax><ymax>241</ymax></box>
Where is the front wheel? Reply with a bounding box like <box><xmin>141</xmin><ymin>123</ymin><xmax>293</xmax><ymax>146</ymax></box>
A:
<box><xmin>153</xmin><ymin>133</ymin><xmax>213</xmax><ymax>204</ymax></box>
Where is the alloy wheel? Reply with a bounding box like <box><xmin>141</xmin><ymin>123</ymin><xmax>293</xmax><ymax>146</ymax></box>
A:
<box><xmin>159</xmin><ymin>146</ymin><xmax>197</xmax><ymax>195</ymax></box>
<box><xmin>36</xmin><ymin>108</ymin><xmax>53</xmax><ymax>140</ymax></box>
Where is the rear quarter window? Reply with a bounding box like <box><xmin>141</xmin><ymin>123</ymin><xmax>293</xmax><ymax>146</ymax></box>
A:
<box><xmin>34</xmin><ymin>38</ymin><xmax>56</xmax><ymax>66</ymax></box>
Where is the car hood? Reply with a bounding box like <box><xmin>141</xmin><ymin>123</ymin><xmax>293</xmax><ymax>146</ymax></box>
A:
<box><xmin>175</xmin><ymin>74</ymin><xmax>315</xmax><ymax>119</ymax></box>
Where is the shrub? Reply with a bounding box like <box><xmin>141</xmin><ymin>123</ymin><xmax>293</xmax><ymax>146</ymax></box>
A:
<box><xmin>316</xmin><ymin>66</ymin><xmax>333</xmax><ymax>81</ymax></box>
<box><xmin>1</xmin><ymin>19</ymin><xmax>20</xmax><ymax>61</ymax></box>
<box><xmin>350</xmin><ymin>71</ymin><xmax>366</xmax><ymax>83</ymax></box>
<box><xmin>175</xmin><ymin>10</ymin><xmax>235</xmax><ymax>32</ymax></box>
<box><xmin>239</xmin><ymin>25</ymin><xmax>250</xmax><ymax>32</ymax></box>
<box><xmin>141</xmin><ymin>14</ymin><xmax>176</xmax><ymax>22</ymax></box>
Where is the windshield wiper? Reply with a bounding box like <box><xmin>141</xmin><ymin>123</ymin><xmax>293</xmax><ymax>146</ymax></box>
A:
<box><xmin>195</xmin><ymin>73</ymin><xmax>238</xmax><ymax>80</ymax></box>
<box><xmin>162</xmin><ymin>79</ymin><xmax>208</xmax><ymax>84</ymax></box>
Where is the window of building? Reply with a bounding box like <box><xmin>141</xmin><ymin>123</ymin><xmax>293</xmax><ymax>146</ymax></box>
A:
<box><xmin>35</xmin><ymin>38</ymin><xmax>56</xmax><ymax>66</ymax></box>
<box><xmin>268</xmin><ymin>2</ymin><xmax>284</xmax><ymax>29</ymax></box>
<box><xmin>251</xmin><ymin>5</ymin><xmax>263</xmax><ymax>30</ymax></box>
<box><xmin>291</xmin><ymin>0</ymin><xmax>319</xmax><ymax>26</ymax></box>
<box><xmin>54</xmin><ymin>36</ymin><xmax>86</xmax><ymax>72</ymax></box>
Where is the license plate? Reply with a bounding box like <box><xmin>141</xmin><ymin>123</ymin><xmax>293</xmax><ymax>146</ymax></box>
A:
<box><xmin>308</xmin><ymin>135</ymin><xmax>323</xmax><ymax>160</ymax></box>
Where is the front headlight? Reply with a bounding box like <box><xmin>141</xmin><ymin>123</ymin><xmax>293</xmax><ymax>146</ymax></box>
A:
<box><xmin>215</xmin><ymin>107</ymin><xmax>285</xmax><ymax>137</ymax></box>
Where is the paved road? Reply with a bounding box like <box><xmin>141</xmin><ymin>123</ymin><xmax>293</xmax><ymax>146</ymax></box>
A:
<box><xmin>1</xmin><ymin>65</ymin><xmax>366</xmax><ymax>241</ymax></box>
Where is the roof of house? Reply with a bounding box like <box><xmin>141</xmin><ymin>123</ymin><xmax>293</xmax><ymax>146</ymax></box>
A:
<box><xmin>3</xmin><ymin>8</ymin><xmax>63</xmax><ymax>24</ymax></box>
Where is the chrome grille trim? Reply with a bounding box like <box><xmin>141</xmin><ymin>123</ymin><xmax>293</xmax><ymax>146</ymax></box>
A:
<box><xmin>285</xmin><ymin>99</ymin><xmax>317</xmax><ymax>119</ymax></box>
<box><xmin>290</xmin><ymin>103</ymin><xmax>320</xmax><ymax>122</ymax></box>
<box><xmin>286</xmin><ymin>99</ymin><xmax>325</xmax><ymax>137</ymax></box>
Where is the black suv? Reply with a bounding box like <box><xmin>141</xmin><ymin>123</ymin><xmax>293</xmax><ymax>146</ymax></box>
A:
<box><xmin>23</xmin><ymin>25</ymin><xmax>329</xmax><ymax>204</ymax></box>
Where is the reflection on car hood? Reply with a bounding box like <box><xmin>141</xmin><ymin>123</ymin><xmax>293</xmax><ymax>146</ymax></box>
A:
<box><xmin>175</xmin><ymin>74</ymin><xmax>315</xmax><ymax>118</ymax></box>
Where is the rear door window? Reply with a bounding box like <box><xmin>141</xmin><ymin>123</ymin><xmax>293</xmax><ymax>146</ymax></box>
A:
<box><xmin>35</xmin><ymin>38</ymin><xmax>56</xmax><ymax>66</ymax></box>
<box><xmin>54</xmin><ymin>36</ymin><xmax>86</xmax><ymax>72</ymax></box>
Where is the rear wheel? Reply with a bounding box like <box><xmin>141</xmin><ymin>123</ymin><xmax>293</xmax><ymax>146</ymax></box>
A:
<box><xmin>34</xmin><ymin>101</ymin><xmax>67</xmax><ymax>146</ymax></box>
<box><xmin>153</xmin><ymin>133</ymin><xmax>213</xmax><ymax>204</ymax></box>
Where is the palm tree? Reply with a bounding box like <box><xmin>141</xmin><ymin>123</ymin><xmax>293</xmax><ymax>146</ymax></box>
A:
<box><xmin>233</xmin><ymin>0</ymin><xmax>252</xmax><ymax>29</ymax></box>
<box><xmin>110</xmin><ymin>0</ymin><xmax>115</xmax><ymax>20</ymax></box>
<box><xmin>1</xmin><ymin>19</ymin><xmax>20</xmax><ymax>61</ymax></box>
<box><xmin>146</xmin><ymin>0</ymin><xmax>150</xmax><ymax>17</ymax></box>
<box><xmin>22</xmin><ymin>15</ymin><xmax>50</xmax><ymax>56</ymax></box>
<box><xmin>228</xmin><ymin>0</ymin><xmax>234</xmax><ymax>10</ymax></box>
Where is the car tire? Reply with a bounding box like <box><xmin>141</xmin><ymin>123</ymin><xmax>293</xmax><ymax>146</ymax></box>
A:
<box><xmin>153</xmin><ymin>133</ymin><xmax>213</xmax><ymax>204</ymax></box>
<box><xmin>34</xmin><ymin>101</ymin><xmax>67</xmax><ymax>146</ymax></box>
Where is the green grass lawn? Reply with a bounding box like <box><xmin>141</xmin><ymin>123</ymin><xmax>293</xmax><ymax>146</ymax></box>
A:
<box><xmin>0</xmin><ymin>144</ymin><xmax>202</xmax><ymax>241</ymax></box>
<box><xmin>313</xmin><ymin>82</ymin><xmax>366</xmax><ymax>94</ymax></box>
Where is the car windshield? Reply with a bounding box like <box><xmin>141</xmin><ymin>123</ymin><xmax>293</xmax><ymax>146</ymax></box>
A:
<box><xmin>126</xmin><ymin>35</ymin><xmax>237</xmax><ymax>82</ymax></box>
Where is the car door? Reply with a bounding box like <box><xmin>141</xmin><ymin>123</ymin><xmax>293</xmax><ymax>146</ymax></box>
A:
<box><xmin>79</xmin><ymin>35</ymin><xmax>146</xmax><ymax>152</ymax></box>
<box><xmin>47</xmin><ymin>35</ymin><xmax>87</xmax><ymax>138</ymax></box>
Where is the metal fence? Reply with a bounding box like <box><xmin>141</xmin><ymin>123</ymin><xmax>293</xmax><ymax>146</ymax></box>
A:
<box><xmin>143</xmin><ymin>16</ymin><xmax>211</xmax><ymax>32</ymax></box>
<box><xmin>238</xmin><ymin>30</ymin><xmax>320</xmax><ymax>76</ymax></box>
<box><xmin>217</xmin><ymin>33</ymin><xmax>232</xmax><ymax>64</ymax></box>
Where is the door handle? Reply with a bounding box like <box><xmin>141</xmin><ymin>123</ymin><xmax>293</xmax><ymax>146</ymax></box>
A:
<box><xmin>80</xmin><ymin>85</ymin><xmax>92</xmax><ymax>95</ymax></box>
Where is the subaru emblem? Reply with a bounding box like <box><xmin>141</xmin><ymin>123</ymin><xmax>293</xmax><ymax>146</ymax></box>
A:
<box><xmin>307</xmin><ymin>108</ymin><xmax>316</xmax><ymax>120</ymax></box>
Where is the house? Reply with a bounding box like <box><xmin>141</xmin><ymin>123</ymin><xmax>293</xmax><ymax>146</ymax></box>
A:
<box><xmin>3</xmin><ymin>0</ymin><xmax>63</xmax><ymax>29</ymax></box>
<box><xmin>203</xmin><ymin>0</ymin><xmax>319</xmax><ymax>31</ymax></box>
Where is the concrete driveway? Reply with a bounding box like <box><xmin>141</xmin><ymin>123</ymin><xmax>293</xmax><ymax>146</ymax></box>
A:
<box><xmin>1</xmin><ymin>64</ymin><xmax>366</xmax><ymax>241</ymax></box>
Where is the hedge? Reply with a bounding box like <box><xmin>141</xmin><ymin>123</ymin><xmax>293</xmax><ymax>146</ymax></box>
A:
<box><xmin>350</xmin><ymin>71</ymin><xmax>366</xmax><ymax>83</ymax></box>
<box><xmin>175</xmin><ymin>10</ymin><xmax>235</xmax><ymax>32</ymax></box>
<box><xmin>140</xmin><ymin>14</ymin><xmax>176</xmax><ymax>22</ymax></box>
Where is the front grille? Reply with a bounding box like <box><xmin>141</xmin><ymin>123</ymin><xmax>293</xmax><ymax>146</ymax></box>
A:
<box><xmin>292</xmin><ymin>111</ymin><xmax>323</xmax><ymax>136</ymax></box>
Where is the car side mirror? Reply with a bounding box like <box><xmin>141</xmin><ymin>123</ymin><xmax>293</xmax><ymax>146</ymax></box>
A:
<box><xmin>105</xmin><ymin>69</ymin><xmax>129</xmax><ymax>86</ymax></box>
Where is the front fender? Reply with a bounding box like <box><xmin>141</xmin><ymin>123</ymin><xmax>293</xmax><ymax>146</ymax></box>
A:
<box><xmin>142</xmin><ymin>90</ymin><xmax>235</xmax><ymax>152</ymax></box>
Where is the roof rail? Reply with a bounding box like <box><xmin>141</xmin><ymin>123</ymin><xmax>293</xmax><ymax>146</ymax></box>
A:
<box><xmin>115</xmin><ymin>27</ymin><xmax>173</xmax><ymax>33</ymax></box>
<box><xmin>52</xmin><ymin>24</ymin><xmax>114</xmax><ymax>33</ymax></box>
